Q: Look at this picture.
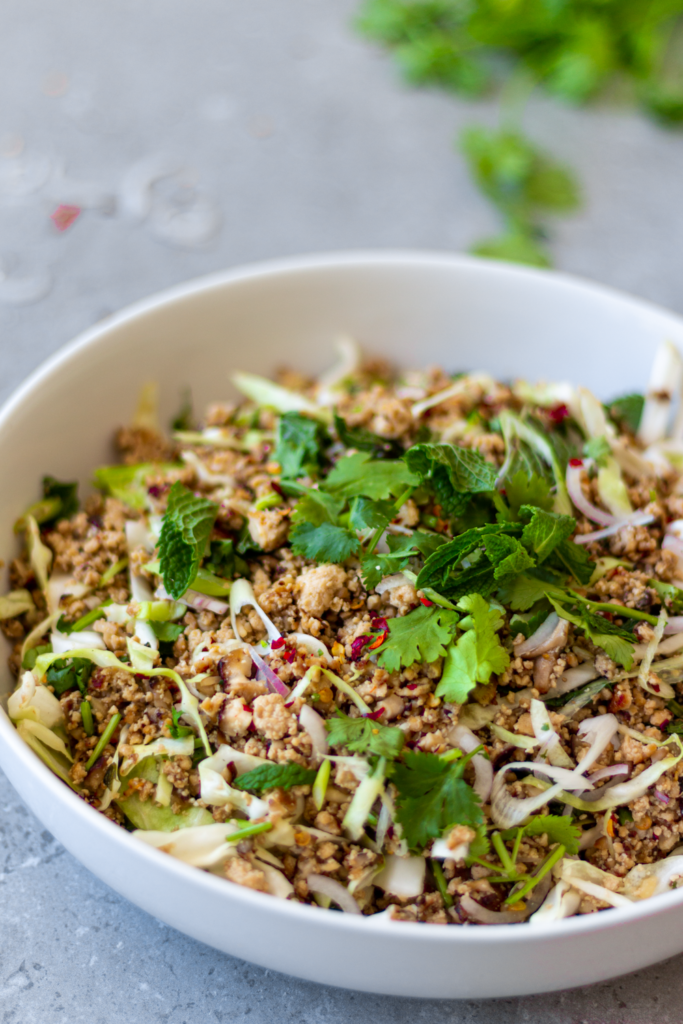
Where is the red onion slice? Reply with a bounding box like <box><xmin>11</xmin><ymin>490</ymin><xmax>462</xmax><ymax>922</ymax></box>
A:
<box><xmin>249</xmin><ymin>645</ymin><xmax>290</xmax><ymax>697</ymax></box>
<box><xmin>307</xmin><ymin>874</ymin><xmax>361</xmax><ymax>914</ymax></box>
<box><xmin>299</xmin><ymin>703</ymin><xmax>329</xmax><ymax>757</ymax></box>
<box><xmin>566</xmin><ymin>461</ymin><xmax>616</xmax><ymax>527</ymax></box>
<box><xmin>655</xmin><ymin>789</ymin><xmax>670</xmax><ymax>805</ymax></box>
<box><xmin>588</xmin><ymin>763</ymin><xmax>630</xmax><ymax>785</ymax></box>
<box><xmin>663</xmin><ymin>617</ymin><xmax>683</xmax><ymax>635</ymax></box>
<box><xmin>574</xmin><ymin>510</ymin><xmax>655</xmax><ymax>545</ymax></box>
<box><xmin>155</xmin><ymin>584</ymin><xmax>228</xmax><ymax>616</ymax></box>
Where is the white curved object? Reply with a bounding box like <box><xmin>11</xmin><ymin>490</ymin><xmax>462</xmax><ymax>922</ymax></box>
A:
<box><xmin>2</xmin><ymin>252</ymin><xmax>683</xmax><ymax>998</ymax></box>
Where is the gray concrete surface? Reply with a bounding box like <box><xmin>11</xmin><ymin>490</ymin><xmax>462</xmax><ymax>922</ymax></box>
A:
<box><xmin>1</xmin><ymin>2</ymin><xmax>683</xmax><ymax>1020</ymax></box>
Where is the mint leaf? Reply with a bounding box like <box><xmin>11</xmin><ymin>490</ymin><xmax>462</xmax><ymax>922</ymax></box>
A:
<box><xmin>436</xmin><ymin>594</ymin><xmax>509</xmax><ymax>703</ymax></box>
<box><xmin>483</xmin><ymin>532</ymin><xmax>535</xmax><ymax>584</ymax></box>
<box><xmin>325</xmin><ymin>451</ymin><xmax>418</xmax><ymax>500</ymax></box>
<box><xmin>404</xmin><ymin>443</ymin><xmax>497</xmax><ymax>516</ymax></box>
<box><xmin>607</xmin><ymin>393</ymin><xmax>644</xmax><ymax>435</ymax></box>
<box><xmin>46</xmin><ymin>656</ymin><xmax>94</xmax><ymax>697</ymax></box>
<box><xmin>275</xmin><ymin>412</ymin><xmax>329</xmax><ymax>479</ymax></box>
<box><xmin>42</xmin><ymin>476</ymin><xmax>79</xmax><ymax>523</ymax></box>
<box><xmin>326</xmin><ymin>712</ymin><xmax>405</xmax><ymax>758</ymax></box>
<box><xmin>520</xmin><ymin>506</ymin><xmax>576</xmax><ymax>563</ymax></box>
<box><xmin>375</xmin><ymin>603</ymin><xmax>458</xmax><ymax>673</ymax></box>
<box><xmin>333</xmin><ymin>411</ymin><xmax>403</xmax><ymax>459</ymax></box>
<box><xmin>551</xmin><ymin>538</ymin><xmax>594</xmax><ymax>585</ymax></box>
<box><xmin>290</xmin><ymin>521</ymin><xmax>360</xmax><ymax>563</ymax></box>
<box><xmin>391</xmin><ymin>750</ymin><xmax>483</xmax><ymax>852</ymax></box>
<box><xmin>234</xmin><ymin>763</ymin><xmax>317</xmax><ymax>792</ymax></box>
<box><xmin>158</xmin><ymin>482</ymin><xmax>218</xmax><ymax>599</ymax></box>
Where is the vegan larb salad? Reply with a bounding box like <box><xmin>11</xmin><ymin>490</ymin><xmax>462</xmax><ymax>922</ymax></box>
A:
<box><xmin>5</xmin><ymin>338</ymin><xmax>683</xmax><ymax>925</ymax></box>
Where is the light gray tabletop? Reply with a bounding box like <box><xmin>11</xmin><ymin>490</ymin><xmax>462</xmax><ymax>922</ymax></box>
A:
<box><xmin>2</xmin><ymin>2</ymin><xmax>683</xmax><ymax>1020</ymax></box>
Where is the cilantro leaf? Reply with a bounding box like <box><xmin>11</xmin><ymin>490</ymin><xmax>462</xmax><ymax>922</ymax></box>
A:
<box><xmin>326</xmin><ymin>712</ymin><xmax>405</xmax><ymax>758</ymax></box>
<box><xmin>290</xmin><ymin>487</ymin><xmax>345</xmax><ymax>527</ymax></box>
<box><xmin>391</xmin><ymin>749</ymin><xmax>483</xmax><ymax>852</ymax></box>
<box><xmin>607</xmin><ymin>393</ymin><xmax>644</xmax><ymax>435</ymax></box>
<box><xmin>333</xmin><ymin>411</ymin><xmax>403</xmax><ymax>459</ymax></box>
<box><xmin>436</xmin><ymin>594</ymin><xmax>509</xmax><ymax>703</ymax></box>
<box><xmin>290</xmin><ymin>521</ymin><xmax>360</xmax><ymax>563</ymax></box>
<box><xmin>520</xmin><ymin>506</ymin><xmax>575</xmax><ymax>563</ymax></box>
<box><xmin>158</xmin><ymin>482</ymin><xmax>218</xmax><ymax>599</ymax></box>
<box><xmin>583</xmin><ymin>436</ymin><xmax>611</xmax><ymax>466</ymax></box>
<box><xmin>204</xmin><ymin>539</ymin><xmax>249</xmax><ymax>580</ymax></box>
<box><xmin>361</xmin><ymin>529</ymin><xmax>447</xmax><ymax>589</ymax></box>
<box><xmin>651</xmin><ymin>579</ymin><xmax>683</xmax><ymax>615</ymax></box>
<box><xmin>498</xmin><ymin>573</ymin><xmax>552</xmax><ymax>611</ymax></box>
<box><xmin>234</xmin><ymin>763</ymin><xmax>317</xmax><ymax>792</ymax></box>
<box><xmin>46</xmin><ymin>656</ymin><xmax>94</xmax><ymax>697</ymax></box>
<box><xmin>375</xmin><ymin>603</ymin><xmax>458</xmax><ymax>672</ymax></box>
<box><xmin>148</xmin><ymin>620</ymin><xmax>185</xmax><ymax>643</ymax></box>
<box><xmin>275</xmin><ymin>412</ymin><xmax>329</xmax><ymax>480</ymax></box>
<box><xmin>325</xmin><ymin>451</ymin><xmax>418</xmax><ymax>500</ymax></box>
<box><xmin>520</xmin><ymin>815</ymin><xmax>581</xmax><ymax>855</ymax></box>
<box><xmin>501</xmin><ymin>469</ymin><xmax>553</xmax><ymax>519</ymax></box>
<box><xmin>348</xmin><ymin>495</ymin><xmax>396</xmax><ymax>531</ymax></box>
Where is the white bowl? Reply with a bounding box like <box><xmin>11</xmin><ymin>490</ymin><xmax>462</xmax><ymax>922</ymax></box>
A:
<box><xmin>2</xmin><ymin>251</ymin><xmax>683</xmax><ymax>1000</ymax></box>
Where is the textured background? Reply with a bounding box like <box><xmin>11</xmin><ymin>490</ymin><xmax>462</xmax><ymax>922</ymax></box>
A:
<box><xmin>2</xmin><ymin>1</ymin><xmax>683</xmax><ymax>1020</ymax></box>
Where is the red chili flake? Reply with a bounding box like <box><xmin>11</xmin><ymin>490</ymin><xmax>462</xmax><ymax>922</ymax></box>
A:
<box><xmin>271</xmin><ymin>637</ymin><xmax>286</xmax><ymax>650</ymax></box>
<box><xmin>147</xmin><ymin>484</ymin><xmax>166</xmax><ymax>499</ymax></box>
<box><xmin>271</xmin><ymin>481</ymin><xmax>284</xmax><ymax>497</ymax></box>
<box><xmin>569</xmin><ymin>458</ymin><xmax>583</xmax><ymax>467</ymax></box>
<box><xmin>548</xmin><ymin>403</ymin><xmax>570</xmax><ymax>423</ymax></box>
<box><xmin>652</xmin><ymin>682</ymin><xmax>661</xmax><ymax>693</ymax></box>
<box><xmin>363</xmin><ymin>708</ymin><xmax>384</xmax><ymax>721</ymax></box>
<box><xmin>406</xmin><ymin>682</ymin><xmax>418</xmax><ymax>691</ymax></box>
<box><xmin>419</xmin><ymin>596</ymin><xmax>434</xmax><ymax>607</ymax></box>
<box><xmin>283</xmin><ymin>649</ymin><xmax>296</xmax><ymax>664</ymax></box>
<box><xmin>50</xmin><ymin>204</ymin><xmax>81</xmax><ymax>232</ymax></box>
<box><xmin>367</xmin><ymin>631</ymin><xmax>388</xmax><ymax>651</ymax></box>
<box><xmin>351</xmin><ymin>635</ymin><xmax>372</xmax><ymax>660</ymax></box>
<box><xmin>370</xmin><ymin>617</ymin><xmax>388</xmax><ymax>633</ymax></box>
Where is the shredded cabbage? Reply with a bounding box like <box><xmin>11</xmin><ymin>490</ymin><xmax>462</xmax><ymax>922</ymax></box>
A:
<box><xmin>0</xmin><ymin>588</ymin><xmax>34</xmax><ymax>620</ymax></box>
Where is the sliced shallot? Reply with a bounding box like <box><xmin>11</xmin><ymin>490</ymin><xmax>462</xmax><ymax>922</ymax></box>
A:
<box><xmin>459</xmin><ymin>894</ymin><xmax>528</xmax><ymax>925</ymax></box>
<box><xmin>514</xmin><ymin>614</ymin><xmax>568</xmax><ymax>658</ymax></box>
<box><xmin>299</xmin><ymin>703</ymin><xmax>329</xmax><ymax>757</ymax></box>
<box><xmin>307</xmin><ymin>874</ymin><xmax>361</xmax><ymax>914</ymax></box>
<box><xmin>449</xmin><ymin>723</ymin><xmax>493</xmax><ymax>803</ymax></box>
<box><xmin>249</xmin><ymin>645</ymin><xmax>289</xmax><ymax>697</ymax></box>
